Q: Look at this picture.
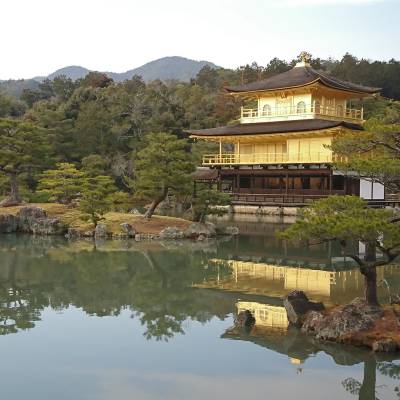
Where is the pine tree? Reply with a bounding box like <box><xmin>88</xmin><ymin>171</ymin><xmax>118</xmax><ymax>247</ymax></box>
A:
<box><xmin>79</xmin><ymin>175</ymin><xmax>126</xmax><ymax>226</ymax></box>
<box><xmin>37</xmin><ymin>163</ymin><xmax>84</xmax><ymax>204</ymax></box>
<box><xmin>0</xmin><ymin>119</ymin><xmax>49</xmax><ymax>206</ymax></box>
<box><xmin>133</xmin><ymin>132</ymin><xmax>195</xmax><ymax>219</ymax></box>
<box><xmin>279</xmin><ymin>196</ymin><xmax>400</xmax><ymax>306</ymax></box>
<box><xmin>192</xmin><ymin>187</ymin><xmax>230</xmax><ymax>222</ymax></box>
<box><xmin>331</xmin><ymin>117</ymin><xmax>400</xmax><ymax>193</ymax></box>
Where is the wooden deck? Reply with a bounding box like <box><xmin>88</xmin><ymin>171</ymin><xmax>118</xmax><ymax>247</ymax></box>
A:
<box><xmin>230</xmin><ymin>193</ymin><xmax>398</xmax><ymax>207</ymax></box>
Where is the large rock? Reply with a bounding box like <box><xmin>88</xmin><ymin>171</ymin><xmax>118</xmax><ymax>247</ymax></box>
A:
<box><xmin>30</xmin><ymin>217</ymin><xmax>64</xmax><ymax>235</ymax></box>
<box><xmin>94</xmin><ymin>223</ymin><xmax>108</xmax><ymax>238</ymax></box>
<box><xmin>65</xmin><ymin>228</ymin><xmax>81</xmax><ymax>239</ymax></box>
<box><xmin>120</xmin><ymin>222</ymin><xmax>136</xmax><ymax>238</ymax></box>
<box><xmin>284</xmin><ymin>290</ymin><xmax>325</xmax><ymax>327</ymax></box>
<box><xmin>216</xmin><ymin>225</ymin><xmax>240</xmax><ymax>236</ymax></box>
<box><xmin>159</xmin><ymin>226</ymin><xmax>184</xmax><ymax>240</ymax></box>
<box><xmin>372</xmin><ymin>338</ymin><xmax>398</xmax><ymax>353</ymax></box>
<box><xmin>235</xmin><ymin>310</ymin><xmax>256</xmax><ymax>329</ymax></box>
<box><xmin>17</xmin><ymin>207</ymin><xmax>47</xmax><ymax>232</ymax></box>
<box><xmin>0</xmin><ymin>214</ymin><xmax>18</xmax><ymax>233</ymax></box>
<box><xmin>184</xmin><ymin>222</ymin><xmax>216</xmax><ymax>239</ymax></box>
<box><xmin>17</xmin><ymin>207</ymin><xmax>65</xmax><ymax>235</ymax></box>
<box><xmin>226</xmin><ymin>310</ymin><xmax>256</xmax><ymax>335</ymax></box>
<box><xmin>302</xmin><ymin>298</ymin><xmax>383</xmax><ymax>341</ymax></box>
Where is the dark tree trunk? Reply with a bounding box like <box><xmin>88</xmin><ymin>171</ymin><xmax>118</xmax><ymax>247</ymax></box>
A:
<box><xmin>9</xmin><ymin>173</ymin><xmax>21</xmax><ymax>203</ymax></box>
<box><xmin>359</xmin><ymin>358</ymin><xmax>376</xmax><ymax>400</ymax></box>
<box><xmin>0</xmin><ymin>172</ymin><xmax>22</xmax><ymax>207</ymax></box>
<box><xmin>361</xmin><ymin>267</ymin><xmax>379</xmax><ymax>307</ymax></box>
<box><xmin>361</xmin><ymin>242</ymin><xmax>379</xmax><ymax>307</ymax></box>
<box><xmin>144</xmin><ymin>189</ymin><xmax>168</xmax><ymax>220</ymax></box>
<box><xmin>365</xmin><ymin>242</ymin><xmax>376</xmax><ymax>263</ymax></box>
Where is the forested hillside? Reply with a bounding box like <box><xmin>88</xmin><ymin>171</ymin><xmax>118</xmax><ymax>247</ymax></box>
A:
<box><xmin>25</xmin><ymin>57</ymin><xmax>219</xmax><ymax>84</ymax></box>
<box><xmin>0</xmin><ymin>52</ymin><xmax>399</xmax><ymax>206</ymax></box>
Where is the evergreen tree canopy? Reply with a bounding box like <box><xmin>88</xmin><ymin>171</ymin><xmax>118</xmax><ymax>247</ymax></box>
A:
<box><xmin>279</xmin><ymin>196</ymin><xmax>400</xmax><ymax>305</ymax></box>
<box><xmin>79</xmin><ymin>175</ymin><xmax>126</xmax><ymax>226</ymax></box>
<box><xmin>192</xmin><ymin>186</ymin><xmax>230</xmax><ymax>223</ymax></box>
<box><xmin>331</xmin><ymin>113</ymin><xmax>400</xmax><ymax>192</ymax></box>
<box><xmin>133</xmin><ymin>132</ymin><xmax>195</xmax><ymax>219</ymax></box>
<box><xmin>37</xmin><ymin>163</ymin><xmax>84</xmax><ymax>204</ymax></box>
<box><xmin>0</xmin><ymin>119</ymin><xmax>50</xmax><ymax>205</ymax></box>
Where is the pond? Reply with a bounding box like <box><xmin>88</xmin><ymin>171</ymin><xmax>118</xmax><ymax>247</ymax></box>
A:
<box><xmin>0</xmin><ymin>216</ymin><xmax>399</xmax><ymax>400</ymax></box>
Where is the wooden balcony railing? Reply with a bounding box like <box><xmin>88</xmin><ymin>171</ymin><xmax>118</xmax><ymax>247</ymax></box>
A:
<box><xmin>202</xmin><ymin>152</ymin><xmax>343</xmax><ymax>165</ymax></box>
<box><xmin>240</xmin><ymin>104</ymin><xmax>363</xmax><ymax>123</ymax></box>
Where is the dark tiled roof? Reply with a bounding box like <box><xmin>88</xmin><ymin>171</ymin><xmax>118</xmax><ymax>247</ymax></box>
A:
<box><xmin>189</xmin><ymin>119</ymin><xmax>363</xmax><ymax>137</ymax></box>
<box><xmin>192</xmin><ymin>168</ymin><xmax>219</xmax><ymax>180</ymax></box>
<box><xmin>226</xmin><ymin>66</ymin><xmax>380</xmax><ymax>94</ymax></box>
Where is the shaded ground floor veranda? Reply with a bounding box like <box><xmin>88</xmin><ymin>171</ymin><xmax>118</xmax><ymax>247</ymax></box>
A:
<box><xmin>194</xmin><ymin>166</ymin><xmax>390</xmax><ymax>207</ymax></box>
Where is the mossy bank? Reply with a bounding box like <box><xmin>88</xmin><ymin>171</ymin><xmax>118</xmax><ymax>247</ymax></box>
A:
<box><xmin>0</xmin><ymin>203</ymin><xmax>237</xmax><ymax>240</ymax></box>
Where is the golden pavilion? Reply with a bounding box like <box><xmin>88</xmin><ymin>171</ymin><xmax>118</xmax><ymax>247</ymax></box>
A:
<box><xmin>190</xmin><ymin>52</ymin><xmax>383</xmax><ymax>205</ymax></box>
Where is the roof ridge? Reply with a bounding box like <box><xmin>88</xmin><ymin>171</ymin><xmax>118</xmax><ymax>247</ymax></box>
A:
<box><xmin>225</xmin><ymin>65</ymin><xmax>380</xmax><ymax>95</ymax></box>
<box><xmin>188</xmin><ymin>119</ymin><xmax>364</xmax><ymax>137</ymax></box>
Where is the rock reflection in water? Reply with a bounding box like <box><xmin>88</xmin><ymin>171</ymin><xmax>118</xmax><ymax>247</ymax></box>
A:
<box><xmin>224</xmin><ymin>299</ymin><xmax>400</xmax><ymax>400</ymax></box>
<box><xmin>0</xmin><ymin>226</ymin><xmax>400</xmax><ymax>400</ymax></box>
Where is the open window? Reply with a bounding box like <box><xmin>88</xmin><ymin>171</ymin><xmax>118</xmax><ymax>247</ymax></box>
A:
<box><xmin>262</xmin><ymin>104</ymin><xmax>272</xmax><ymax>116</ymax></box>
<box><xmin>296</xmin><ymin>101</ymin><xmax>306</xmax><ymax>114</ymax></box>
<box><xmin>336</xmin><ymin>104</ymin><xmax>343</xmax><ymax>117</ymax></box>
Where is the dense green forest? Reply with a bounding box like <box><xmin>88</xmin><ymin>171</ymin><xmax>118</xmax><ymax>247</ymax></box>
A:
<box><xmin>0</xmin><ymin>52</ymin><xmax>399</xmax><ymax>211</ymax></box>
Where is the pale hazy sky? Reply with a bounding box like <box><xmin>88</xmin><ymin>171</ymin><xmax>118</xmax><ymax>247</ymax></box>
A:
<box><xmin>1</xmin><ymin>0</ymin><xmax>399</xmax><ymax>79</ymax></box>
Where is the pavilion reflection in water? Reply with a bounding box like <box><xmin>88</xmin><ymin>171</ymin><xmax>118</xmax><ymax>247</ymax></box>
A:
<box><xmin>202</xmin><ymin>258</ymin><xmax>400</xmax><ymax>306</ymax></box>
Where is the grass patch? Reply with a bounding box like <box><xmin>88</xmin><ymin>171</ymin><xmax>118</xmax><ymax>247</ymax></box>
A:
<box><xmin>0</xmin><ymin>203</ymin><xmax>192</xmax><ymax>235</ymax></box>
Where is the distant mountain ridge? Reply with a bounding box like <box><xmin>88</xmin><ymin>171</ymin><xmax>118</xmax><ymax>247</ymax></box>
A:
<box><xmin>32</xmin><ymin>56</ymin><xmax>219</xmax><ymax>83</ymax></box>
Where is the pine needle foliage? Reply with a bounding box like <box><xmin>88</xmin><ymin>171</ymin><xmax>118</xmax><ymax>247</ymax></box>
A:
<box><xmin>37</xmin><ymin>163</ymin><xmax>84</xmax><ymax>204</ymax></box>
<box><xmin>133</xmin><ymin>132</ymin><xmax>195</xmax><ymax>219</ymax></box>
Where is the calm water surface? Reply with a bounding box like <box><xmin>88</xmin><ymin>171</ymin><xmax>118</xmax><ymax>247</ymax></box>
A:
<box><xmin>0</xmin><ymin>216</ymin><xmax>399</xmax><ymax>400</ymax></box>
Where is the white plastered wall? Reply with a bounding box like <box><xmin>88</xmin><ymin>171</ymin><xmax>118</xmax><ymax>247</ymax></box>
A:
<box><xmin>359</xmin><ymin>179</ymin><xmax>385</xmax><ymax>200</ymax></box>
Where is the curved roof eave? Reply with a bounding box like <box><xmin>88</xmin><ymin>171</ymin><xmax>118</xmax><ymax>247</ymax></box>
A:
<box><xmin>226</xmin><ymin>78</ymin><xmax>379</xmax><ymax>96</ymax></box>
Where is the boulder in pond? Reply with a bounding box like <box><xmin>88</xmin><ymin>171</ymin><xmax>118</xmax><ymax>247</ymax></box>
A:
<box><xmin>120</xmin><ymin>222</ymin><xmax>136</xmax><ymax>237</ymax></box>
<box><xmin>372</xmin><ymin>338</ymin><xmax>398</xmax><ymax>353</ymax></box>
<box><xmin>0</xmin><ymin>214</ymin><xmax>18</xmax><ymax>233</ymax></box>
<box><xmin>95</xmin><ymin>223</ymin><xmax>108</xmax><ymax>238</ymax></box>
<box><xmin>17</xmin><ymin>207</ymin><xmax>46</xmax><ymax>232</ymax></box>
<box><xmin>159</xmin><ymin>226</ymin><xmax>184</xmax><ymax>240</ymax></box>
<box><xmin>216</xmin><ymin>225</ymin><xmax>239</xmax><ymax>235</ymax></box>
<box><xmin>284</xmin><ymin>290</ymin><xmax>325</xmax><ymax>327</ymax></box>
<box><xmin>225</xmin><ymin>310</ymin><xmax>256</xmax><ymax>335</ymax></box>
<box><xmin>235</xmin><ymin>310</ymin><xmax>256</xmax><ymax>329</ymax></box>
<box><xmin>30</xmin><ymin>217</ymin><xmax>64</xmax><ymax>235</ymax></box>
<box><xmin>65</xmin><ymin>228</ymin><xmax>81</xmax><ymax>239</ymax></box>
<box><xmin>302</xmin><ymin>298</ymin><xmax>383</xmax><ymax>341</ymax></box>
<box><xmin>17</xmin><ymin>207</ymin><xmax>65</xmax><ymax>235</ymax></box>
<box><xmin>183</xmin><ymin>222</ymin><xmax>216</xmax><ymax>239</ymax></box>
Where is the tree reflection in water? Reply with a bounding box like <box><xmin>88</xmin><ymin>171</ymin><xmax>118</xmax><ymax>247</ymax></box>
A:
<box><xmin>0</xmin><ymin>235</ymin><xmax>233</xmax><ymax>340</ymax></box>
<box><xmin>1</xmin><ymin>233</ymin><xmax>400</xmax><ymax>397</ymax></box>
<box><xmin>343</xmin><ymin>359</ymin><xmax>400</xmax><ymax>400</ymax></box>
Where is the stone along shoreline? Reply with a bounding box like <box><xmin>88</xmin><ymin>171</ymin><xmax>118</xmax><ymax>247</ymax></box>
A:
<box><xmin>0</xmin><ymin>204</ymin><xmax>238</xmax><ymax>240</ymax></box>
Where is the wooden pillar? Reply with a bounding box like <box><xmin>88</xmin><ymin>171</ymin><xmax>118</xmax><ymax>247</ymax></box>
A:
<box><xmin>329</xmin><ymin>170</ymin><xmax>333</xmax><ymax>194</ymax></box>
<box><xmin>219</xmin><ymin>139</ymin><xmax>222</xmax><ymax>162</ymax></box>
<box><xmin>285</xmin><ymin>169</ymin><xmax>289</xmax><ymax>196</ymax></box>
